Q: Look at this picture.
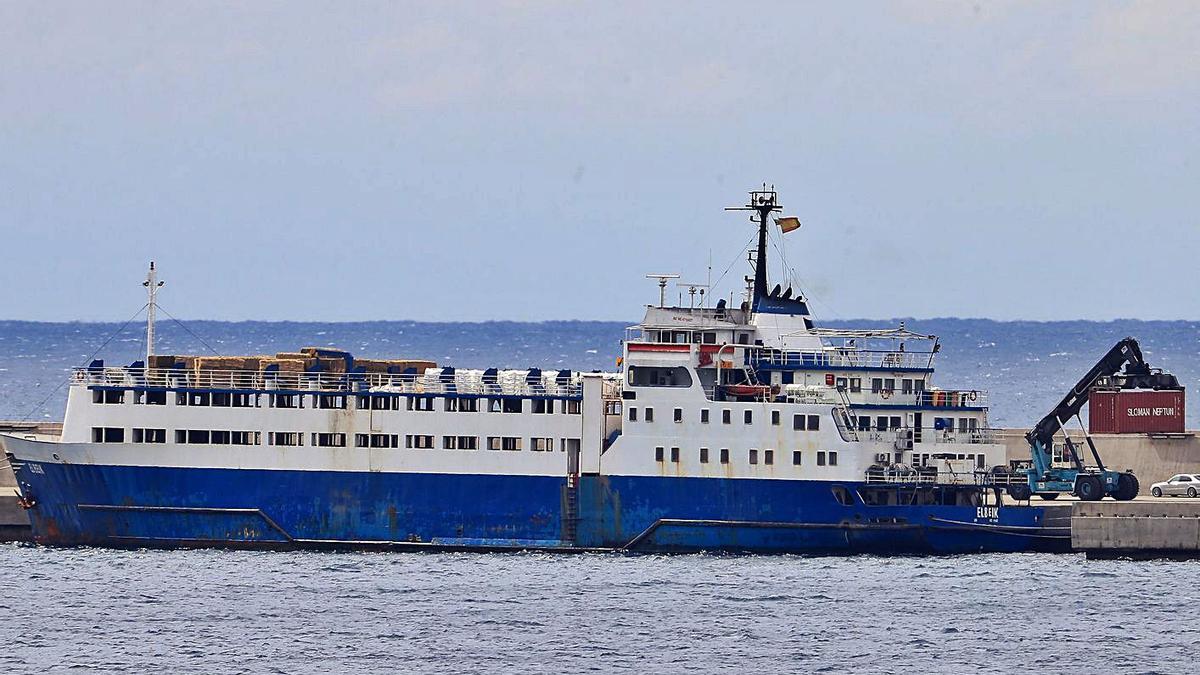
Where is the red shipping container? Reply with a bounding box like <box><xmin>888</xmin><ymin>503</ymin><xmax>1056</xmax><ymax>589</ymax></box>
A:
<box><xmin>1089</xmin><ymin>389</ymin><xmax>1186</xmax><ymax>434</ymax></box>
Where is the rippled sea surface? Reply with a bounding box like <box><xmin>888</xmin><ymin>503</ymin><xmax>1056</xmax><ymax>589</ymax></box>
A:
<box><xmin>1</xmin><ymin>546</ymin><xmax>1197</xmax><ymax>674</ymax></box>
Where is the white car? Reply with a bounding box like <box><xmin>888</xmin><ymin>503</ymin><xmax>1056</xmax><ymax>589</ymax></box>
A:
<box><xmin>1150</xmin><ymin>474</ymin><xmax>1200</xmax><ymax>498</ymax></box>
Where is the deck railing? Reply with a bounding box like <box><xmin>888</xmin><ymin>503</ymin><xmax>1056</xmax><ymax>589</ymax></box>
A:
<box><xmin>73</xmin><ymin>366</ymin><xmax>586</xmax><ymax>398</ymax></box>
<box><xmin>752</xmin><ymin>348</ymin><xmax>934</xmax><ymax>371</ymax></box>
<box><xmin>708</xmin><ymin>385</ymin><xmax>989</xmax><ymax>410</ymax></box>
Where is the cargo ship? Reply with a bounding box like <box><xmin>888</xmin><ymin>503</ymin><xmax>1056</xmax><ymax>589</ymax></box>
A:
<box><xmin>2</xmin><ymin>187</ymin><xmax>1071</xmax><ymax>553</ymax></box>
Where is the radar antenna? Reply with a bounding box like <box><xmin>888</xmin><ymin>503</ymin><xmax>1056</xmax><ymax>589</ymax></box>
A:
<box><xmin>645</xmin><ymin>273</ymin><xmax>680</xmax><ymax>308</ymax></box>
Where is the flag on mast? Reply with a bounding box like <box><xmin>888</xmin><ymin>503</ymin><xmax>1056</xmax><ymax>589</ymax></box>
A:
<box><xmin>776</xmin><ymin>216</ymin><xmax>801</xmax><ymax>233</ymax></box>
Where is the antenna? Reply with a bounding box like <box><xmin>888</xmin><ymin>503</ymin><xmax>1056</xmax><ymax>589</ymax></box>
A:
<box><xmin>142</xmin><ymin>261</ymin><xmax>164</xmax><ymax>364</ymax></box>
<box><xmin>676</xmin><ymin>282</ymin><xmax>710</xmax><ymax>310</ymax></box>
<box><xmin>725</xmin><ymin>184</ymin><xmax>781</xmax><ymax>307</ymax></box>
<box><xmin>645</xmin><ymin>273</ymin><xmax>680</xmax><ymax>308</ymax></box>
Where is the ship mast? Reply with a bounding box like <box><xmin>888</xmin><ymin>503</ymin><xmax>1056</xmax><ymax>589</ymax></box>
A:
<box><xmin>725</xmin><ymin>185</ymin><xmax>781</xmax><ymax>307</ymax></box>
<box><xmin>143</xmin><ymin>261</ymin><xmax>164</xmax><ymax>365</ymax></box>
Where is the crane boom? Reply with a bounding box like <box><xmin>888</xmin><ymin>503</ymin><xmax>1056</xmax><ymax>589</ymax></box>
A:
<box><xmin>1015</xmin><ymin>337</ymin><xmax>1179</xmax><ymax>502</ymax></box>
<box><xmin>1026</xmin><ymin>337</ymin><xmax>1153</xmax><ymax>448</ymax></box>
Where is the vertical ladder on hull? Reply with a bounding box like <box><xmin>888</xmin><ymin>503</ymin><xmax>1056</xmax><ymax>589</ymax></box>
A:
<box><xmin>563</xmin><ymin>472</ymin><xmax>580</xmax><ymax>545</ymax></box>
<box><xmin>563</xmin><ymin>444</ymin><xmax>581</xmax><ymax>546</ymax></box>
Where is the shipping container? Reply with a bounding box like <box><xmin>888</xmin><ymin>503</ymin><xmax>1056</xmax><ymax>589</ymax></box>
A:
<box><xmin>1089</xmin><ymin>388</ymin><xmax>1186</xmax><ymax>434</ymax></box>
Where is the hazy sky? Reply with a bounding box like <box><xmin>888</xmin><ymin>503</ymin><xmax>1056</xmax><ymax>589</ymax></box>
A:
<box><xmin>2</xmin><ymin>2</ymin><xmax>1197</xmax><ymax>322</ymax></box>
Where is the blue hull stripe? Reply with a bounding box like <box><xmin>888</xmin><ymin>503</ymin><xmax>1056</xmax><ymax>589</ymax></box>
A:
<box><xmin>13</xmin><ymin>462</ymin><xmax>1067</xmax><ymax>554</ymax></box>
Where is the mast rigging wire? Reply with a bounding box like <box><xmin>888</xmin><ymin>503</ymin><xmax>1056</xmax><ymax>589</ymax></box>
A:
<box><xmin>18</xmin><ymin>303</ymin><xmax>149</xmax><ymax>423</ymax></box>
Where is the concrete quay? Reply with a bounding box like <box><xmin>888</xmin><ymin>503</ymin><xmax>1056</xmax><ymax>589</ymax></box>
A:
<box><xmin>1072</xmin><ymin>499</ymin><xmax>1200</xmax><ymax>559</ymax></box>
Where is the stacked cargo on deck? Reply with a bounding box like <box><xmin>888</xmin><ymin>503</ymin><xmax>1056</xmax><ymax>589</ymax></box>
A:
<box><xmin>145</xmin><ymin>348</ymin><xmax>436</xmax><ymax>388</ymax></box>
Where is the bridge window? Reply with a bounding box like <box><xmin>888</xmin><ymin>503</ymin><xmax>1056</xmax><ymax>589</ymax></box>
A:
<box><xmin>269</xmin><ymin>393</ymin><xmax>295</xmax><ymax>409</ymax></box>
<box><xmin>627</xmin><ymin>366</ymin><xmax>693</xmax><ymax>388</ymax></box>
<box><xmin>487</xmin><ymin>436</ymin><xmax>521</xmax><ymax>451</ymax></box>
<box><xmin>446</xmin><ymin>397</ymin><xmax>479</xmax><ymax>412</ymax></box>
<box><xmin>185</xmin><ymin>430</ymin><xmax>212</xmax><ymax>444</ymax></box>
<box><xmin>406</xmin><ymin>434</ymin><xmax>435</xmax><ymax>449</ymax></box>
<box><xmin>93</xmin><ymin>390</ymin><xmax>125</xmax><ymax>404</ymax></box>
<box><xmin>356</xmin><ymin>433</ymin><xmax>400</xmax><ymax>448</ymax></box>
<box><xmin>91</xmin><ymin>426</ymin><xmax>121</xmax><ymax>443</ymax></box>
<box><xmin>132</xmin><ymin>428</ymin><xmax>166</xmax><ymax>444</ymax></box>
<box><xmin>230</xmin><ymin>431</ymin><xmax>259</xmax><ymax>445</ymax></box>
<box><xmin>445</xmin><ymin>435</ymin><xmax>480</xmax><ymax>450</ymax></box>
<box><xmin>376</xmin><ymin>396</ymin><xmax>400</xmax><ymax>411</ymax></box>
<box><xmin>409</xmin><ymin>396</ymin><xmax>436</xmax><ymax>412</ymax></box>
<box><xmin>268</xmin><ymin>432</ymin><xmax>302</xmax><ymax>446</ymax></box>
<box><xmin>312</xmin><ymin>433</ymin><xmax>346</xmax><ymax>447</ymax></box>
<box><xmin>314</xmin><ymin>394</ymin><xmax>346</xmax><ymax>410</ymax></box>
<box><xmin>700</xmin><ymin>447</ymin><xmax>709</xmax><ymax>463</ymax></box>
<box><xmin>231</xmin><ymin>393</ymin><xmax>255</xmax><ymax>408</ymax></box>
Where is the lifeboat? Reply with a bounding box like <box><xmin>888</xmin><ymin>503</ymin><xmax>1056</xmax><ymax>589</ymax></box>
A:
<box><xmin>720</xmin><ymin>383</ymin><xmax>776</xmax><ymax>400</ymax></box>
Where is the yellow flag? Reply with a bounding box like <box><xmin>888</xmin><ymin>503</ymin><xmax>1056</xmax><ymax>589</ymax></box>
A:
<box><xmin>777</xmin><ymin>216</ymin><xmax>801</xmax><ymax>233</ymax></box>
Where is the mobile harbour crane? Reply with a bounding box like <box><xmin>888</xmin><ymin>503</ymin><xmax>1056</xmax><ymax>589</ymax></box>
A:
<box><xmin>1010</xmin><ymin>337</ymin><xmax>1180</xmax><ymax>502</ymax></box>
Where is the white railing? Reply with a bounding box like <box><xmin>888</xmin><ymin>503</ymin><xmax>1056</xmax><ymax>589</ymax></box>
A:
<box><xmin>852</xmin><ymin>389</ymin><xmax>988</xmax><ymax>408</ymax></box>
<box><xmin>863</xmin><ymin>468</ymin><xmax>996</xmax><ymax>486</ymax></box>
<box><xmin>73</xmin><ymin>366</ymin><xmax>586</xmax><ymax>398</ymax></box>
<box><xmin>752</xmin><ymin>348</ymin><xmax>935</xmax><ymax>371</ymax></box>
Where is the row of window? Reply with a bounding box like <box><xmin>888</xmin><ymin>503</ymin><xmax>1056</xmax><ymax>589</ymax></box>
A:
<box><xmin>95</xmin><ymin>389</ymin><xmax>582</xmax><ymax>414</ymax></box>
<box><xmin>629</xmin><ymin>406</ymin><xmax>822</xmax><ymax>431</ymax></box>
<box><xmin>654</xmin><ymin>446</ymin><xmax>839</xmax><ymax>467</ymax></box>
<box><xmin>91</xmin><ymin>427</ymin><xmax>579</xmax><ymax>453</ymax></box>
<box><xmin>93</xmin><ymin>427</ymin><xmax>260</xmax><ymax>445</ymax></box>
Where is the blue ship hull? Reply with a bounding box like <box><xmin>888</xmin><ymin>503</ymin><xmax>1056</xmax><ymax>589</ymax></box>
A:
<box><xmin>10</xmin><ymin>460</ymin><xmax>1069</xmax><ymax>554</ymax></box>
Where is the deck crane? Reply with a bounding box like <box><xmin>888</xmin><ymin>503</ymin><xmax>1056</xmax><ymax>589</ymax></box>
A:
<box><xmin>1012</xmin><ymin>337</ymin><xmax>1179</xmax><ymax>502</ymax></box>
